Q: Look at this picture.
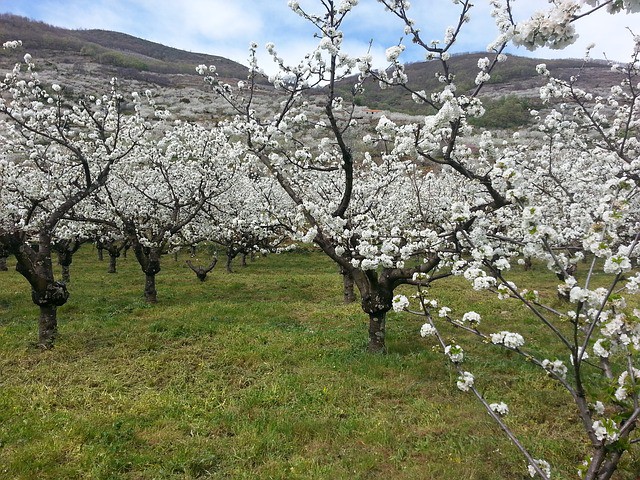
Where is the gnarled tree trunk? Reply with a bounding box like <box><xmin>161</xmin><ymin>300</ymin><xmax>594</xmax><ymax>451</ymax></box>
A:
<box><xmin>7</xmin><ymin>232</ymin><xmax>70</xmax><ymax>347</ymax></box>
<box><xmin>353</xmin><ymin>270</ymin><xmax>393</xmax><ymax>354</ymax></box>
<box><xmin>340</xmin><ymin>265</ymin><xmax>356</xmax><ymax>304</ymax></box>
<box><xmin>103</xmin><ymin>240</ymin><xmax>127</xmax><ymax>274</ymax></box>
<box><xmin>133</xmin><ymin>242</ymin><xmax>162</xmax><ymax>303</ymax></box>
<box><xmin>54</xmin><ymin>239</ymin><xmax>82</xmax><ymax>284</ymax></box>
<box><xmin>96</xmin><ymin>240</ymin><xmax>104</xmax><ymax>261</ymax></box>
<box><xmin>226</xmin><ymin>251</ymin><xmax>236</xmax><ymax>273</ymax></box>
<box><xmin>108</xmin><ymin>253</ymin><xmax>118</xmax><ymax>273</ymax></box>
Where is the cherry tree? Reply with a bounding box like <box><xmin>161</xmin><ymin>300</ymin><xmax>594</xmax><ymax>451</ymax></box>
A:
<box><xmin>202</xmin><ymin>174</ymin><xmax>291</xmax><ymax>273</ymax></box>
<box><xmin>197</xmin><ymin>0</ymin><xmax>503</xmax><ymax>353</ymax></box>
<box><xmin>201</xmin><ymin>0</ymin><xmax>639</xmax><ymax>473</ymax></box>
<box><xmin>95</xmin><ymin>227</ymin><xmax>130</xmax><ymax>274</ymax></box>
<box><xmin>51</xmin><ymin>221</ymin><xmax>86</xmax><ymax>284</ymax></box>
<box><xmin>395</xmin><ymin>49</ymin><xmax>640</xmax><ymax>479</ymax></box>
<box><xmin>93</xmin><ymin>120</ymin><xmax>243</xmax><ymax>303</ymax></box>
<box><xmin>382</xmin><ymin>2</ymin><xmax>640</xmax><ymax>477</ymax></box>
<box><xmin>0</xmin><ymin>45</ymin><xmax>155</xmax><ymax>347</ymax></box>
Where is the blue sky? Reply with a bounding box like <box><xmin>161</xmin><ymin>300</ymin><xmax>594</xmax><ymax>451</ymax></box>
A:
<box><xmin>1</xmin><ymin>0</ymin><xmax>639</xmax><ymax>73</ymax></box>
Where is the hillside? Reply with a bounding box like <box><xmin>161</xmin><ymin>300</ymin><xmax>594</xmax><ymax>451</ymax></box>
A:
<box><xmin>0</xmin><ymin>14</ymin><xmax>622</xmax><ymax>126</ymax></box>
<box><xmin>341</xmin><ymin>52</ymin><xmax>619</xmax><ymax>122</ymax></box>
<box><xmin>0</xmin><ymin>14</ymin><xmax>249</xmax><ymax>82</ymax></box>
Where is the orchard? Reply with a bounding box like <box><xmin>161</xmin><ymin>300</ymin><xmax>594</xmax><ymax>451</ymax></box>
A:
<box><xmin>1</xmin><ymin>1</ymin><xmax>639</xmax><ymax>478</ymax></box>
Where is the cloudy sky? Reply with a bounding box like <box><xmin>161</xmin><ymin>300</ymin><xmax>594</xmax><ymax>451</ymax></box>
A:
<box><xmin>1</xmin><ymin>0</ymin><xmax>638</xmax><ymax>73</ymax></box>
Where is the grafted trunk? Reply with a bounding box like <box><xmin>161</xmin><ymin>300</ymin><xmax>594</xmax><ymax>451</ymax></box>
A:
<box><xmin>30</xmin><ymin>280</ymin><xmax>69</xmax><ymax>347</ymax></box>
<box><xmin>54</xmin><ymin>239</ymin><xmax>82</xmax><ymax>284</ymax></box>
<box><xmin>354</xmin><ymin>270</ymin><xmax>393</xmax><ymax>354</ymax></box>
<box><xmin>104</xmin><ymin>241</ymin><xmax>126</xmax><ymax>274</ymax></box>
<box><xmin>6</xmin><ymin>232</ymin><xmax>71</xmax><ymax>347</ymax></box>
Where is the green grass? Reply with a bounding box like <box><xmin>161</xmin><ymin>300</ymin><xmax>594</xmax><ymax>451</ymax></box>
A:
<box><xmin>0</xmin><ymin>248</ymin><xmax>638</xmax><ymax>479</ymax></box>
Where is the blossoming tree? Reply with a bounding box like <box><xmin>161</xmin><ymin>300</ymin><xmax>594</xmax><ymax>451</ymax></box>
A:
<box><xmin>198</xmin><ymin>0</ymin><xmax>509</xmax><ymax>353</ymax></box>
<box><xmin>383</xmin><ymin>1</ymin><xmax>640</xmax><ymax>477</ymax></box>
<box><xmin>0</xmin><ymin>45</ymin><xmax>154</xmax><ymax>347</ymax></box>
<box><xmin>92</xmin><ymin>120</ymin><xmax>243</xmax><ymax>303</ymax></box>
<box><xmin>201</xmin><ymin>174</ymin><xmax>293</xmax><ymax>273</ymax></box>
<box><xmin>202</xmin><ymin>0</ymin><xmax>639</xmax><ymax>474</ymax></box>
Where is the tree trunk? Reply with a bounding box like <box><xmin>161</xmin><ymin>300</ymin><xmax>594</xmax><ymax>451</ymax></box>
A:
<box><xmin>6</xmin><ymin>232</ymin><xmax>71</xmax><ymax>347</ymax></box>
<box><xmin>108</xmin><ymin>254</ymin><xmax>118</xmax><ymax>273</ymax></box>
<box><xmin>144</xmin><ymin>273</ymin><xmax>157</xmax><ymax>303</ymax></box>
<box><xmin>367</xmin><ymin>311</ymin><xmax>387</xmax><ymax>354</ymax></box>
<box><xmin>0</xmin><ymin>244</ymin><xmax>8</xmax><ymax>271</ymax></box>
<box><xmin>61</xmin><ymin>265</ymin><xmax>71</xmax><ymax>284</ymax></box>
<box><xmin>32</xmin><ymin>281</ymin><xmax>68</xmax><ymax>348</ymax></box>
<box><xmin>354</xmin><ymin>270</ymin><xmax>393</xmax><ymax>354</ymax></box>
<box><xmin>97</xmin><ymin>245</ymin><xmax>104</xmax><ymax>261</ymax></box>
<box><xmin>38</xmin><ymin>304</ymin><xmax>58</xmax><ymax>348</ymax></box>
<box><xmin>54</xmin><ymin>239</ymin><xmax>81</xmax><ymax>285</ymax></box>
<box><xmin>226</xmin><ymin>253</ymin><xmax>234</xmax><ymax>273</ymax></box>
<box><xmin>133</xmin><ymin>242</ymin><xmax>162</xmax><ymax>303</ymax></box>
<box><xmin>341</xmin><ymin>266</ymin><xmax>356</xmax><ymax>304</ymax></box>
<box><xmin>241</xmin><ymin>253</ymin><xmax>248</xmax><ymax>267</ymax></box>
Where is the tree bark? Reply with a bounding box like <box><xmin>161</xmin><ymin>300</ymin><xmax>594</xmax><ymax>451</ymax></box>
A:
<box><xmin>144</xmin><ymin>273</ymin><xmax>157</xmax><ymax>303</ymax></box>
<box><xmin>108</xmin><ymin>254</ymin><xmax>118</xmax><ymax>273</ymax></box>
<box><xmin>367</xmin><ymin>311</ymin><xmax>387</xmax><ymax>354</ymax></box>
<box><xmin>133</xmin><ymin>242</ymin><xmax>162</xmax><ymax>303</ymax></box>
<box><xmin>0</xmin><ymin>243</ymin><xmax>8</xmax><ymax>271</ymax></box>
<box><xmin>38</xmin><ymin>304</ymin><xmax>58</xmax><ymax>348</ymax></box>
<box><xmin>104</xmin><ymin>240</ymin><xmax>126</xmax><ymax>274</ymax></box>
<box><xmin>61</xmin><ymin>265</ymin><xmax>71</xmax><ymax>284</ymax></box>
<box><xmin>54</xmin><ymin>239</ymin><xmax>82</xmax><ymax>285</ymax></box>
<box><xmin>6</xmin><ymin>233</ymin><xmax>70</xmax><ymax>347</ymax></box>
<box><xmin>353</xmin><ymin>270</ymin><xmax>393</xmax><ymax>353</ymax></box>
<box><xmin>340</xmin><ymin>266</ymin><xmax>356</xmax><ymax>304</ymax></box>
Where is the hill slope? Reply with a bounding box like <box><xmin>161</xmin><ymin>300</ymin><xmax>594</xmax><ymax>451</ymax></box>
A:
<box><xmin>0</xmin><ymin>13</ymin><xmax>248</xmax><ymax>81</ymax></box>
<box><xmin>0</xmin><ymin>14</ymin><xmax>622</xmax><ymax>126</ymax></box>
<box><xmin>343</xmin><ymin>52</ymin><xmax>618</xmax><ymax>117</ymax></box>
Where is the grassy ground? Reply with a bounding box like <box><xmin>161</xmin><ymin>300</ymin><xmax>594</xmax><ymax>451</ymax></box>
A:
<box><xmin>0</xmin><ymin>247</ymin><xmax>638</xmax><ymax>479</ymax></box>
